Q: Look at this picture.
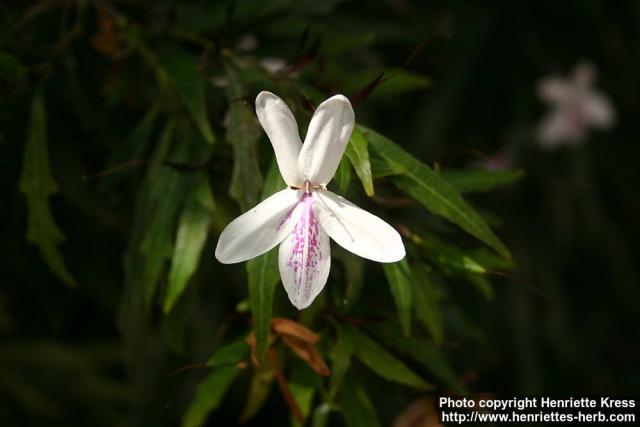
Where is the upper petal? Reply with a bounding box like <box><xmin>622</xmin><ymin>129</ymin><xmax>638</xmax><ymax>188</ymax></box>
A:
<box><xmin>215</xmin><ymin>188</ymin><xmax>301</xmax><ymax>264</ymax></box>
<box><xmin>255</xmin><ymin>91</ymin><xmax>303</xmax><ymax>186</ymax></box>
<box><xmin>298</xmin><ymin>95</ymin><xmax>355</xmax><ymax>185</ymax></box>
<box><xmin>537</xmin><ymin>77</ymin><xmax>572</xmax><ymax>104</ymax></box>
<box><xmin>314</xmin><ymin>190</ymin><xmax>405</xmax><ymax>263</ymax></box>
<box><xmin>279</xmin><ymin>193</ymin><xmax>331</xmax><ymax>310</ymax></box>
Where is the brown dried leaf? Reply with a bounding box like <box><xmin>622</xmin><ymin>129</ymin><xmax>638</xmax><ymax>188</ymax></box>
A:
<box><xmin>271</xmin><ymin>317</ymin><xmax>319</xmax><ymax>344</ymax></box>
<box><xmin>393</xmin><ymin>397</ymin><xmax>442</xmax><ymax>427</ymax></box>
<box><xmin>280</xmin><ymin>335</ymin><xmax>330</xmax><ymax>377</ymax></box>
<box><xmin>245</xmin><ymin>331</ymin><xmax>259</xmax><ymax>367</ymax></box>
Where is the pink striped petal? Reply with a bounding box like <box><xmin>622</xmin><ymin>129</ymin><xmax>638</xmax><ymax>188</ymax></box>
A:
<box><xmin>278</xmin><ymin>193</ymin><xmax>331</xmax><ymax>310</ymax></box>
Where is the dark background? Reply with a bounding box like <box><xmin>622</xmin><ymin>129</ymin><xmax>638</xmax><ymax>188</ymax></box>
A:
<box><xmin>1</xmin><ymin>1</ymin><xmax>639</xmax><ymax>426</ymax></box>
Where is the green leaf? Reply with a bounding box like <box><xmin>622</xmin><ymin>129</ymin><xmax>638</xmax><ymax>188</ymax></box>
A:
<box><xmin>361</xmin><ymin>125</ymin><xmax>510</xmax><ymax>258</ymax></box>
<box><xmin>157</xmin><ymin>46</ymin><xmax>215</xmax><ymax>144</ymax></box>
<box><xmin>181</xmin><ymin>366</ymin><xmax>241</xmax><ymax>427</ymax></box>
<box><xmin>207</xmin><ymin>339</ymin><xmax>250</xmax><ymax>368</ymax></box>
<box><xmin>383</xmin><ymin>260</ymin><xmax>413</xmax><ymax>336</ymax></box>
<box><xmin>370</xmin><ymin>324</ymin><xmax>465</xmax><ymax>395</ymax></box>
<box><xmin>336</xmin><ymin>374</ymin><xmax>382</xmax><ymax>427</ymax></box>
<box><xmin>410</xmin><ymin>263</ymin><xmax>443</xmax><ymax>344</ymax></box>
<box><xmin>441</xmin><ymin>169</ymin><xmax>524</xmax><ymax>193</ymax></box>
<box><xmin>246</xmin><ymin>161</ymin><xmax>285</xmax><ymax>363</ymax></box>
<box><xmin>164</xmin><ymin>179</ymin><xmax>215</xmax><ymax>313</ymax></box>
<box><xmin>133</xmin><ymin>120</ymin><xmax>211</xmax><ymax>306</ymax></box>
<box><xmin>333</xmin><ymin>156</ymin><xmax>352</xmax><ymax>194</ymax></box>
<box><xmin>344</xmin><ymin>127</ymin><xmax>374</xmax><ymax>196</ymax></box>
<box><xmin>239</xmin><ymin>366</ymin><xmax>274</xmax><ymax>423</ymax></box>
<box><xmin>468</xmin><ymin>275</ymin><xmax>494</xmax><ymax>300</ymax></box>
<box><xmin>419</xmin><ymin>234</ymin><xmax>487</xmax><ymax>275</ymax></box>
<box><xmin>370</xmin><ymin>154</ymin><xmax>402</xmax><ymax>179</ymax></box>
<box><xmin>19</xmin><ymin>89</ymin><xmax>76</xmax><ymax>287</ymax></box>
<box><xmin>344</xmin><ymin>325</ymin><xmax>432</xmax><ymax>390</ymax></box>
<box><xmin>247</xmin><ymin>248</ymin><xmax>279</xmax><ymax>365</ymax></box>
<box><xmin>290</xmin><ymin>362</ymin><xmax>319</xmax><ymax>426</ymax></box>
<box><xmin>328</xmin><ymin>325</ymin><xmax>353</xmax><ymax>401</ymax></box>
<box><xmin>336</xmin><ymin>251</ymin><xmax>364</xmax><ymax>310</ymax></box>
<box><xmin>225</xmin><ymin>62</ymin><xmax>263</xmax><ymax>211</ymax></box>
<box><xmin>472</xmin><ymin>247</ymin><xmax>515</xmax><ymax>271</ymax></box>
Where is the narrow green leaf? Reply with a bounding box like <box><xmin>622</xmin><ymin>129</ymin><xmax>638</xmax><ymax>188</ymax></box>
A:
<box><xmin>419</xmin><ymin>234</ymin><xmax>487</xmax><ymax>275</ymax></box>
<box><xmin>344</xmin><ymin>127</ymin><xmax>374</xmax><ymax>196</ymax></box>
<box><xmin>410</xmin><ymin>263</ymin><xmax>443</xmax><ymax>344</ymax></box>
<box><xmin>225</xmin><ymin>62</ymin><xmax>263</xmax><ymax>211</ymax></box>
<box><xmin>383</xmin><ymin>260</ymin><xmax>413</xmax><ymax>336</ymax></box>
<box><xmin>181</xmin><ymin>366</ymin><xmax>241</xmax><ymax>427</ymax></box>
<box><xmin>361</xmin><ymin>124</ymin><xmax>510</xmax><ymax>258</ymax></box>
<box><xmin>247</xmin><ymin>161</ymin><xmax>285</xmax><ymax>363</ymax></box>
<box><xmin>289</xmin><ymin>362</ymin><xmax>319</xmax><ymax>427</ymax></box>
<box><xmin>337</xmin><ymin>251</ymin><xmax>364</xmax><ymax>310</ymax></box>
<box><xmin>19</xmin><ymin>89</ymin><xmax>76</xmax><ymax>287</ymax></box>
<box><xmin>370</xmin><ymin>324</ymin><xmax>465</xmax><ymax>395</ymax></box>
<box><xmin>370</xmin><ymin>154</ymin><xmax>401</xmax><ymax>179</ymax></box>
<box><xmin>336</xmin><ymin>374</ymin><xmax>382</xmax><ymax>427</ymax></box>
<box><xmin>333</xmin><ymin>156</ymin><xmax>352</xmax><ymax>194</ymax></box>
<box><xmin>441</xmin><ymin>169</ymin><xmax>524</xmax><ymax>193</ymax></box>
<box><xmin>139</xmin><ymin>121</ymin><xmax>180</xmax><ymax>305</ymax></box>
<box><xmin>472</xmin><ymin>247</ymin><xmax>515</xmax><ymax>271</ymax></box>
<box><xmin>157</xmin><ymin>46</ymin><xmax>215</xmax><ymax>144</ymax></box>
<box><xmin>164</xmin><ymin>179</ymin><xmax>215</xmax><ymax>312</ymax></box>
<box><xmin>207</xmin><ymin>339</ymin><xmax>249</xmax><ymax>368</ymax></box>
<box><xmin>136</xmin><ymin>121</ymin><xmax>211</xmax><ymax>306</ymax></box>
<box><xmin>328</xmin><ymin>325</ymin><xmax>353</xmax><ymax>401</ymax></box>
<box><xmin>239</xmin><ymin>366</ymin><xmax>274</xmax><ymax>422</ymax></box>
<box><xmin>468</xmin><ymin>275</ymin><xmax>494</xmax><ymax>300</ymax></box>
<box><xmin>247</xmin><ymin>250</ymin><xmax>279</xmax><ymax>365</ymax></box>
<box><xmin>344</xmin><ymin>325</ymin><xmax>432</xmax><ymax>390</ymax></box>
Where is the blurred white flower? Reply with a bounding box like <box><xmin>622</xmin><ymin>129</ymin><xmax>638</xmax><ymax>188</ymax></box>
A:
<box><xmin>537</xmin><ymin>62</ymin><xmax>615</xmax><ymax>149</ymax></box>
<box><xmin>215</xmin><ymin>92</ymin><xmax>405</xmax><ymax>309</ymax></box>
<box><xmin>260</xmin><ymin>57</ymin><xmax>289</xmax><ymax>75</ymax></box>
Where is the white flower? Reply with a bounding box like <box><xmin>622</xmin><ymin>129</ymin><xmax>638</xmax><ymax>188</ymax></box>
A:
<box><xmin>537</xmin><ymin>62</ymin><xmax>615</xmax><ymax>149</ymax></box>
<box><xmin>260</xmin><ymin>57</ymin><xmax>289</xmax><ymax>75</ymax></box>
<box><xmin>215</xmin><ymin>92</ymin><xmax>406</xmax><ymax>309</ymax></box>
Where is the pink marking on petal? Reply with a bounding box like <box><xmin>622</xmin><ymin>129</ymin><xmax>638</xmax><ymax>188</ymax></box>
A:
<box><xmin>287</xmin><ymin>192</ymin><xmax>323</xmax><ymax>303</ymax></box>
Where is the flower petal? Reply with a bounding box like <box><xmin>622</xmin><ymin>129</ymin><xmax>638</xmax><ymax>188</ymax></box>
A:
<box><xmin>537</xmin><ymin>77</ymin><xmax>572</xmax><ymax>104</ymax></box>
<box><xmin>298</xmin><ymin>95</ymin><xmax>355</xmax><ymax>185</ymax></box>
<box><xmin>255</xmin><ymin>91</ymin><xmax>302</xmax><ymax>186</ymax></box>
<box><xmin>315</xmin><ymin>190</ymin><xmax>405</xmax><ymax>263</ymax></box>
<box><xmin>278</xmin><ymin>193</ymin><xmax>331</xmax><ymax>310</ymax></box>
<box><xmin>215</xmin><ymin>189</ymin><xmax>301</xmax><ymax>263</ymax></box>
<box><xmin>582</xmin><ymin>92</ymin><xmax>615</xmax><ymax>128</ymax></box>
<box><xmin>537</xmin><ymin>109</ymin><xmax>584</xmax><ymax>147</ymax></box>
